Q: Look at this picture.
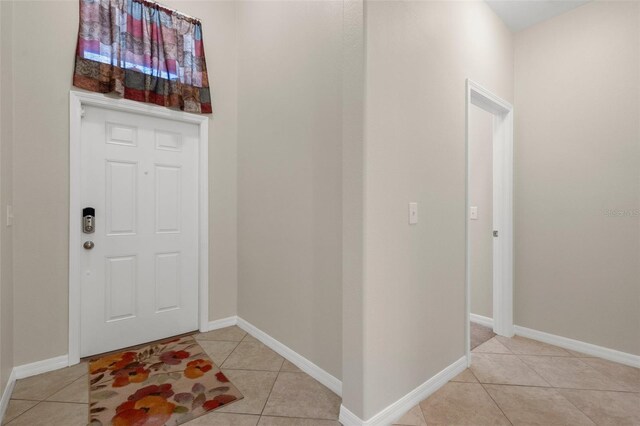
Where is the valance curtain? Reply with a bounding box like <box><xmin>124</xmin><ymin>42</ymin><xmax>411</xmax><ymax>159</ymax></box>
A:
<box><xmin>73</xmin><ymin>0</ymin><xmax>212</xmax><ymax>114</ymax></box>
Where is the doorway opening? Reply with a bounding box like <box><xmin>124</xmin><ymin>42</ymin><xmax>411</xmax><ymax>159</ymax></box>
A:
<box><xmin>465</xmin><ymin>79</ymin><xmax>514</xmax><ymax>364</ymax></box>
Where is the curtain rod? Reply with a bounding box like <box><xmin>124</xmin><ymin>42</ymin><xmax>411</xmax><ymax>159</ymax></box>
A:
<box><xmin>134</xmin><ymin>0</ymin><xmax>202</xmax><ymax>23</ymax></box>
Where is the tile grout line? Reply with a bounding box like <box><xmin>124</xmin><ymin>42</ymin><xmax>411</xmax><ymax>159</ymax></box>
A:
<box><xmin>215</xmin><ymin>340</ymin><xmax>243</xmax><ymax>368</ymax></box>
<box><xmin>470</xmin><ymin>345</ymin><xmax>640</xmax><ymax>393</ymax></box>
<box><xmin>6</xmin><ymin>363</ymin><xmax>89</xmax><ymax>424</ymax></box>
<box><xmin>476</xmin><ymin>341</ymin><xmax>638</xmax><ymax>389</ymax></box>
<box><xmin>258</xmin><ymin>357</ymin><xmax>285</xmax><ymax>418</ymax></box>
<box><xmin>3</xmin><ymin>400</ymin><xmax>43</xmax><ymax>426</ymax></box>
<box><xmin>471</xmin><ymin>381</ymin><xmax>640</xmax><ymax>394</ymax></box>
<box><xmin>14</xmin><ymin>400</ymin><xmax>86</xmax><ymax>406</ymax></box>
<box><xmin>204</xmin><ymin>331</ymin><xmax>318</xmax><ymax>421</ymax></box>
<box><xmin>470</xmin><ymin>336</ymin><xmax>639</xmax><ymax>425</ymax></box>
<box><xmin>258</xmin><ymin>361</ymin><xmax>342</xmax><ymax>423</ymax></box>
<box><xmin>4</xmin><ymin>399</ymin><xmax>88</xmax><ymax>426</ymax></box>
<box><xmin>484</xmin><ymin>350</ymin><xmax>553</xmax><ymax>387</ymax></box>
<box><xmin>220</xmin><ymin>367</ymin><xmax>282</xmax><ymax>373</ymax></box>
<box><xmin>511</xmin><ymin>350</ymin><xmax>631</xmax><ymax>392</ymax></box>
<box><xmin>210</xmin><ymin>333</ymin><xmax>286</xmax><ymax>421</ymax></box>
<box><xmin>553</xmin><ymin>388</ymin><xmax>599</xmax><ymax>425</ymax></box>
<box><xmin>260</xmin><ymin>413</ymin><xmax>342</xmax><ymax>422</ymax></box>
<box><xmin>45</xmin><ymin>373</ymin><xmax>90</xmax><ymax>405</ymax></box>
<box><xmin>196</xmin><ymin>338</ymin><xmax>247</xmax><ymax>343</ymax></box>
<box><xmin>202</xmin><ymin>331</ymin><xmax>340</xmax><ymax>422</ymax></box>
<box><xmin>468</xmin><ymin>377</ymin><xmax>640</xmax><ymax>394</ymax></box>
<box><xmin>466</xmin><ymin>366</ymin><xmax>481</xmax><ymax>383</ymax></box>
<box><xmin>477</xmin><ymin>382</ymin><xmax>515</xmax><ymax>426</ymax></box>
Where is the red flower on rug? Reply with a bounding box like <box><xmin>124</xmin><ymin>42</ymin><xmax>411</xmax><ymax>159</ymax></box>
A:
<box><xmin>113</xmin><ymin>395</ymin><xmax>176</xmax><ymax>426</ymax></box>
<box><xmin>203</xmin><ymin>394</ymin><xmax>238</xmax><ymax>411</ymax></box>
<box><xmin>159</xmin><ymin>350</ymin><xmax>190</xmax><ymax>365</ymax></box>
<box><xmin>112</xmin><ymin>366</ymin><xmax>150</xmax><ymax>388</ymax></box>
<box><xmin>90</xmin><ymin>351</ymin><xmax>136</xmax><ymax>375</ymax></box>
<box><xmin>215</xmin><ymin>371</ymin><xmax>229</xmax><ymax>383</ymax></box>
<box><xmin>184</xmin><ymin>359</ymin><xmax>213</xmax><ymax>379</ymax></box>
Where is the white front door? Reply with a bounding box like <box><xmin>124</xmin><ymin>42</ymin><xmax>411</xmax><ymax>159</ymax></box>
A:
<box><xmin>80</xmin><ymin>105</ymin><xmax>199</xmax><ymax>357</ymax></box>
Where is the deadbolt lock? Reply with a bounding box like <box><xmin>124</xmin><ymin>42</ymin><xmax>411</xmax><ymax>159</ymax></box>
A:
<box><xmin>83</xmin><ymin>207</ymin><xmax>95</xmax><ymax>234</ymax></box>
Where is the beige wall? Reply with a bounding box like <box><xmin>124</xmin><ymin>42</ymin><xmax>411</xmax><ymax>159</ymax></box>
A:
<box><xmin>0</xmin><ymin>0</ymin><xmax>15</xmax><ymax>391</ymax></box>
<box><xmin>469</xmin><ymin>105</ymin><xmax>494</xmax><ymax>319</ymax></box>
<box><xmin>9</xmin><ymin>0</ymin><xmax>239</xmax><ymax>365</ymax></box>
<box><xmin>341</xmin><ymin>0</ymin><xmax>366</xmax><ymax>416</ymax></box>
<box><xmin>359</xmin><ymin>1</ymin><xmax>513</xmax><ymax>419</ymax></box>
<box><xmin>237</xmin><ymin>1</ymin><xmax>343</xmax><ymax>380</ymax></box>
<box><xmin>514</xmin><ymin>0</ymin><xmax>640</xmax><ymax>355</ymax></box>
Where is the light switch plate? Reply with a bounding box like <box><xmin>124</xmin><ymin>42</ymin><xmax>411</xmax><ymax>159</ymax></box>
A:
<box><xmin>409</xmin><ymin>202</ymin><xmax>418</xmax><ymax>225</ymax></box>
<box><xmin>6</xmin><ymin>205</ymin><xmax>13</xmax><ymax>227</ymax></box>
<box><xmin>470</xmin><ymin>206</ymin><xmax>478</xmax><ymax>220</ymax></box>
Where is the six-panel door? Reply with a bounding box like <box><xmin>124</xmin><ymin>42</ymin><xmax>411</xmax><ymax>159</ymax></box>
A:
<box><xmin>80</xmin><ymin>105</ymin><xmax>199</xmax><ymax>357</ymax></box>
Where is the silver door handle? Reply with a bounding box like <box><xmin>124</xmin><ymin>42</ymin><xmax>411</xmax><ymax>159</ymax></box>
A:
<box><xmin>83</xmin><ymin>241</ymin><xmax>95</xmax><ymax>250</ymax></box>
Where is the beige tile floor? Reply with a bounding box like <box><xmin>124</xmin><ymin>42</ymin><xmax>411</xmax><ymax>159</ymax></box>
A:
<box><xmin>3</xmin><ymin>326</ymin><xmax>341</xmax><ymax>426</ymax></box>
<box><xmin>470</xmin><ymin>323</ymin><xmax>496</xmax><ymax>351</ymax></box>
<box><xmin>394</xmin><ymin>334</ymin><xmax>640</xmax><ymax>426</ymax></box>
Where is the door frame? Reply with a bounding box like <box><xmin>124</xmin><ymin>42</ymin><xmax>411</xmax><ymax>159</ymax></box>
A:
<box><xmin>68</xmin><ymin>91</ymin><xmax>209</xmax><ymax>366</ymax></box>
<box><xmin>465</xmin><ymin>79</ymin><xmax>514</xmax><ymax>365</ymax></box>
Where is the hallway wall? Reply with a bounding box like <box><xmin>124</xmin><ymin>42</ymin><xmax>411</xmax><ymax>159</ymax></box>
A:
<box><xmin>8</xmin><ymin>0</ymin><xmax>239</xmax><ymax>365</ymax></box>
<box><xmin>236</xmin><ymin>1</ymin><xmax>343</xmax><ymax>380</ymax></box>
<box><xmin>359</xmin><ymin>0</ymin><xmax>513</xmax><ymax>419</ymax></box>
<box><xmin>0</xmin><ymin>0</ymin><xmax>15</xmax><ymax>392</ymax></box>
<box><xmin>514</xmin><ymin>0</ymin><xmax>640</xmax><ymax>355</ymax></box>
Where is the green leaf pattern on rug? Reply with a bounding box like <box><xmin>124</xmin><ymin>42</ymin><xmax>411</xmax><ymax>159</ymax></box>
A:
<box><xmin>91</xmin><ymin>390</ymin><xmax>117</xmax><ymax>400</ymax></box>
<box><xmin>192</xmin><ymin>392</ymin><xmax>206</xmax><ymax>409</ymax></box>
<box><xmin>174</xmin><ymin>405</ymin><xmax>189</xmax><ymax>414</ymax></box>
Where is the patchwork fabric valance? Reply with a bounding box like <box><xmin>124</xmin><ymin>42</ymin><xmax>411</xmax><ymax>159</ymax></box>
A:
<box><xmin>74</xmin><ymin>0</ymin><xmax>212</xmax><ymax>113</ymax></box>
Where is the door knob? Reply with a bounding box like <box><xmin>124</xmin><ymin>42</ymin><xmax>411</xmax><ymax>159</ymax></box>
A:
<box><xmin>83</xmin><ymin>241</ymin><xmax>95</xmax><ymax>250</ymax></box>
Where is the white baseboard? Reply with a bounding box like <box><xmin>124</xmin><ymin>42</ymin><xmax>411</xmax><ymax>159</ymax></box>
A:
<box><xmin>14</xmin><ymin>355</ymin><xmax>69</xmax><ymax>380</ymax></box>
<box><xmin>236</xmin><ymin>317</ymin><xmax>342</xmax><ymax>396</ymax></box>
<box><xmin>514</xmin><ymin>325</ymin><xmax>640</xmax><ymax>368</ymax></box>
<box><xmin>1</xmin><ymin>356</ymin><xmax>70</xmax><ymax>423</ymax></box>
<box><xmin>339</xmin><ymin>356</ymin><xmax>467</xmax><ymax>426</ymax></box>
<box><xmin>0</xmin><ymin>368</ymin><xmax>16</xmax><ymax>424</ymax></box>
<box><xmin>470</xmin><ymin>313</ymin><xmax>494</xmax><ymax>328</ymax></box>
<box><xmin>205</xmin><ymin>316</ymin><xmax>239</xmax><ymax>332</ymax></box>
<box><xmin>9</xmin><ymin>319</ymin><xmax>239</xmax><ymax>381</ymax></box>
<box><xmin>339</xmin><ymin>405</ymin><xmax>364</xmax><ymax>426</ymax></box>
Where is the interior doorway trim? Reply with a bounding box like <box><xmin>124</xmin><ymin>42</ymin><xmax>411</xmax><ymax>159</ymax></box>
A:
<box><xmin>465</xmin><ymin>79</ymin><xmax>514</xmax><ymax>365</ymax></box>
<box><xmin>68</xmin><ymin>91</ymin><xmax>209</xmax><ymax>366</ymax></box>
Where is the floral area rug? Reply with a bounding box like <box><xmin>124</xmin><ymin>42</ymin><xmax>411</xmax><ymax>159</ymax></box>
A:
<box><xmin>88</xmin><ymin>335</ymin><xmax>243</xmax><ymax>425</ymax></box>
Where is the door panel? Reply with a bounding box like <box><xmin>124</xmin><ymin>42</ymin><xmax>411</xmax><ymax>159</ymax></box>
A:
<box><xmin>155</xmin><ymin>165</ymin><xmax>182</xmax><ymax>233</ymax></box>
<box><xmin>106</xmin><ymin>160</ymin><xmax>137</xmax><ymax>235</ymax></box>
<box><xmin>105</xmin><ymin>255</ymin><xmax>137</xmax><ymax>321</ymax></box>
<box><xmin>80</xmin><ymin>105</ymin><xmax>199</xmax><ymax>357</ymax></box>
<box><xmin>155</xmin><ymin>252</ymin><xmax>181</xmax><ymax>312</ymax></box>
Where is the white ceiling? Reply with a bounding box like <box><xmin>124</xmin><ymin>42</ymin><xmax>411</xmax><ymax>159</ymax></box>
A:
<box><xmin>485</xmin><ymin>0</ymin><xmax>591</xmax><ymax>32</ymax></box>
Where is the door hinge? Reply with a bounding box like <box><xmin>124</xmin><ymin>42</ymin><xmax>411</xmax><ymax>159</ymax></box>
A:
<box><xmin>493</xmin><ymin>230</ymin><xmax>499</xmax><ymax>237</ymax></box>
<box><xmin>80</xmin><ymin>107</ymin><xmax>86</xmax><ymax>118</ymax></box>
